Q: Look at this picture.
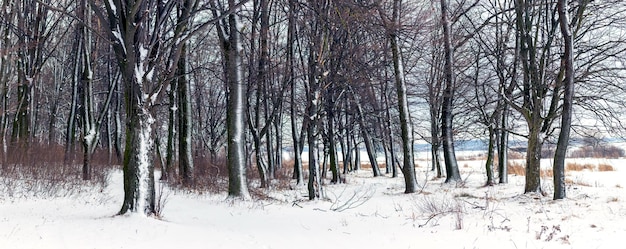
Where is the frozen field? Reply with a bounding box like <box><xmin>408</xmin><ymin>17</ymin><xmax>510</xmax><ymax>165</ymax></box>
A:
<box><xmin>1</xmin><ymin>157</ymin><xmax>625</xmax><ymax>249</ymax></box>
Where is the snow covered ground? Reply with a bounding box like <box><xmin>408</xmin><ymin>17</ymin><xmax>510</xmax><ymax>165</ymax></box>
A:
<box><xmin>1</xmin><ymin>158</ymin><xmax>625</xmax><ymax>249</ymax></box>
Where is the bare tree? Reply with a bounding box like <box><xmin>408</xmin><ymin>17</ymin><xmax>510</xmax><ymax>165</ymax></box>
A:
<box><xmin>376</xmin><ymin>0</ymin><xmax>419</xmax><ymax>193</ymax></box>
<box><xmin>91</xmin><ymin>0</ymin><xmax>198</xmax><ymax>214</ymax></box>
<box><xmin>211</xmin><ymin>0</ymin><xmax>251</xmax><ymax>199</ymax></box>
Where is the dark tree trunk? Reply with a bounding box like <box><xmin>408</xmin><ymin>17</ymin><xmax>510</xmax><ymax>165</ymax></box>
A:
<box><xmin>484</xmin><ymin>126</ymin><xmax>496</xmax><ymax>186</ymax></box>
<box><xmin>440</xmin><ymin>0</ymin><xmax>461</xmax><ymax>184</ymax></box>
<box><xmin>524</xmin><ymin>123</ymin><xmax>543</xmax><ymax>194</ymax></box>
<box><xmin>498</xmin><ymin>105</ymin><xmax>509</xmax><ymax>184</ymax></box>
<box><xmin>553</xmin><ymin>0</ymin><xmax>575</xmax><ymax>200</ymax></box>
<box><xmin>385</xmin><ymin>0</ymin><xmax>418</xmax><ymax>193</ymax></box>
<box><xmin>178</xmin><ymin>43</ymin><xmax>194</xmax><ymax>187</ymax></box>
<box><xmin>163</xmin><ymin>78</ymin><xmax>177</xmax><ymax>181</ymax></box>
<box><xmin>326</xmin><ymin>106</ymin><xmax>340</xmax><ymax>183</ymax></box>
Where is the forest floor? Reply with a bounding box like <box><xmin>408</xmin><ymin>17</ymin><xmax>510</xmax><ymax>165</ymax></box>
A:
<box><xmin>0</xmin><ymin>156</ymin><xmax>625</xmax><ymax>249</ymax></box>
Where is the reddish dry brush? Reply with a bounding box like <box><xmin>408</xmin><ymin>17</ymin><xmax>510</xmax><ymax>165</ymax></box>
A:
<box><xmin>0</xmin><ymin>143</ymin><xmax>112</xmax><ymax>198</ymax></box>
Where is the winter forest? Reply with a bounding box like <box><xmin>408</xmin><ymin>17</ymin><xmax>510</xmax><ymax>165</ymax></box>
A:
<box><xmin>1</xmin><ymin>0</ymin><xmax>626</xmax><ymax>248</ymax></box>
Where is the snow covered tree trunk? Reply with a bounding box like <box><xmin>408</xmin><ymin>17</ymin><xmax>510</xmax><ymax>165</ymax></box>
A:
<box><xmin>119</xmin><ymin>105</ymin><xmax>156</xmax><ymax>215</ymax></box>
<box><xmin>212</xmin><ymin>0</ymin><xmax>251</xmax><ymax>198</ymax></box>
<box><xmin>306</xmin><ymin>87</ymin><xmax>321</xmax><ymax>200</ymax></box>
<box><xmin>306</xmin><ymin>42</ymin><xmax>322</xmax><ymax>198</ymax></box>
<box><xmin>97</xmin><ymin>0</ymin><xmax>190</xmax><ymax>215</ymax></box>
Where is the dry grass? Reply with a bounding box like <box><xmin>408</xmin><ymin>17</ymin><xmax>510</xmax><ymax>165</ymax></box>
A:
<box><xmin>565</xmin><ymin>178</ymin><xmax>592</xmax><ymax>187</ymax></box>
<box><xmin>507</xmin><ymin>161</ymin><xmax>553</xmax><ymax>177</ymax></box>
<box><xmin>566</xmin><ymin>163</ymin><xmax>594</xmax><ymax>171</ymax></box>
<box><xmin>507</xmin><ymin>162</ymin><xmax>525</xmax><ymax>175</ymax></box>
<box><xmin>598</xmin><ymin>164</ymin><xmax>615</xmax><ymax>172</ymax></box>
<box><xmin>541</xmin><ymin>169</ymin><xmax>553</xmax><ymax>177</ymax></box>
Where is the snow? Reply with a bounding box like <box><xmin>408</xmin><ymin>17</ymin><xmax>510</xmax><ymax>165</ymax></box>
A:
<box><xmin>135</xmin><ymin>112</ymin><xmax>154</xmax><ymax>214</ymax></box>
<box><xmin>84</xmin><ymin>128</ymin><xmax>96</xmax><ymax>144</ymax></box>
<box><xmin>111</xmin><ymin>29</ymin><xmax>126</xmax><ymax>54</ymax></box>
<box><xmin>1</xmin><ymin>157</ymin><xmax>625</xmax><ymax>248</ymax></box>
<box><xmin>107</xmin><ymin>0</ymin><xmax>116</xmax><ymax>14</ymax></box>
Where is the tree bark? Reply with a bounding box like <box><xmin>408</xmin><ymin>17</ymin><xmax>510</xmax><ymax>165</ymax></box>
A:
<box><xmin>178</xmin><ymin>43</ymin><xmax>194</xmax><ymax>187</ymax></box>
<box><xmin>440</xmin><ymin>0</ymin><xmax>461</xmax><ymax>184</ymax></box>
<box><xmin>484</xmin><ymin>126</ymin><xmax>496</xmax><ymax>186</ymax></box>
<box><xmin>384</xmin><ymin>0</ymin><xmax>418</xmax><ymax>193</ymax></box>
<box><xmin>223</xmin><ymin>8</ymin><xmax>250</xmax><ymax>199</ymax></box>
<box><xmin>498</xmin><ymin>105</ymin><xmax>509</xmax><ymax>184</ymax></box>
<box><xmin>119</xmin><ymin>106</ymin><xmax>156</xmax><ymax>214</ymax></box>
<box><xmin>553</xmin><ymin>0</ymin><xmax>574</xmax><ymax>200</ymax></box>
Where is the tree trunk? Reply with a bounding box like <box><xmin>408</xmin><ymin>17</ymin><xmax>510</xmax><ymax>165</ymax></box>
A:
<box><xmin>351</xmin><ymin>95</ymin><xmax>381</xmax><ymax>177</ymax></box>
<box><xmin>326</xmin><ymin>105</ymin><xmax>340</xmax><ymax>183</ymax></box>
<box><xmin>353</xmin><ymin>136</ymin><xmax>361</xmax><ymax>171</ymax></box>
<box><xmin>484</xmin><ymin>126</ymin><xmax>496</xmax><ymax>186</ymax></box>
<box><xmin>65</xmin><ymin>32</ymin><xmax>81</xmax><ymax>164</ymax></box>
<box><xmin>498</xmin><ymin>105</ymin><xmax>509</xmax><ymax>184</ymax></box>
<box><xmin>306</xmin><ymin>53</ymin><xmax>322</xmax><ymax>199</ymax></box>
<box><xmin>224</xmin><ymin>10</ymin><xmax>250</xmax><ymax>199</ymax></box>
<box><xmin>119</xmin><ymin>106</ymin><xmax>156</xmax><ymax>215</ymax></box>
<box><xmin>287</xmin><ymin>0</ymin><xmax>303</xmax><ymax>184</ymax></box>
<box><xmin>524</xmin><ymin>124</ymin><xmax>543</xmax><ymax>194</ymax></box>
<box><xmin>163</xmin><ymin>78</ymin><xmax>176</xmax><ymax>181</ymax></box>
<box><xmin>553</xmin><ymin>0</ymin><xmax>574</xmax><ymax>200</ymax></box>
<box><xmin>178</xmin><ymin>43</ymin><xmax>194</xmax><ymax>187</ymax></box>
<box><xmin>388</xmin><ymin>0</ymin><xmax>418</xmax><ymax>193</ymax></box>
<box><xmin>440</xmin><ymin>0</ymin><xmax>461</xmax><ymax>184</ymax></box>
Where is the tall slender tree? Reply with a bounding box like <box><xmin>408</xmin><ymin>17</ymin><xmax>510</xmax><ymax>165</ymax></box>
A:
<box><xmin>211</xmin><ymin>0</ymin><xmax>251</xmax><ymax>199</ymax></box>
